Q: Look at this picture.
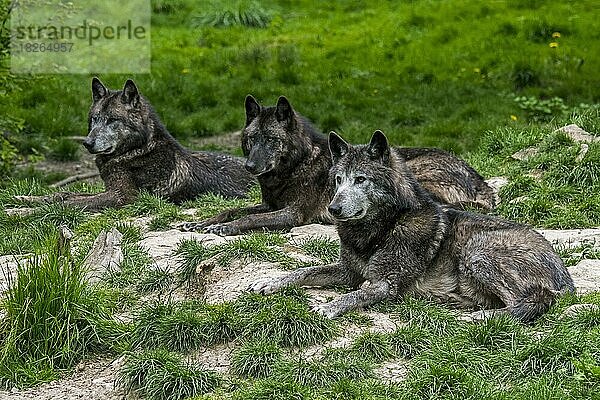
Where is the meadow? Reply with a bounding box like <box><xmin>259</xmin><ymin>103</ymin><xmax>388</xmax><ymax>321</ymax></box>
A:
<box><xmin>1</xmin><ymin>0</ymin><xmax>600</xmax><ymax>399</ymax></box>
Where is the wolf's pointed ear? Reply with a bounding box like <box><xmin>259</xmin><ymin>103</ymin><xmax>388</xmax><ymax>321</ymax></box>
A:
<box><xmin>245</xmin><ymin>95</ymin><xmax>261</xmax><ymax>125</ymax></box>
<box><xmin>121</xmin><ymin>79</ymin><xmax>140</xmax><ymax>107</ymax></box>
<box><xmin>329</xmin><ymin>131</ymin><xmax>349</xmax><ymax>162</ymax></box>
<box><xmin>275</xmin><ymin>96</ymin><xmax>294</xmax><ymax>123</ymax></box>
<box><xmin>91</xmin><ymin>77</ymin><xmax>107</xmax><ymax>102</ymax></box>
<box><xmin>367</xmin><ymin>130</ymin><xmax>390</xmax><ymax>162</ymax></box>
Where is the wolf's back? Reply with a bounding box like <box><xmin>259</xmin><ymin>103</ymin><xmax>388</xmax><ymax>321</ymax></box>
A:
<box><xmin>395</xmin><ymin>147</ymin><xmax>495</xmax><ymax>211</ymax></box>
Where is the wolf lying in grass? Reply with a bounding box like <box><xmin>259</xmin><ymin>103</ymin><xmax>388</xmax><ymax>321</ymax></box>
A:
<box><xmin>181</xmin><ymin>96</ymin><xmax>495</xmax><ymax>235</ymax></box>
<box><xmin>250</xmin><ymin>131</ymin><xmax>574</xmax><ymax>322</ymax></box>
<box><xmin>16</xmin><ymin>78</ymin><xmax>255</xmax><ymax>211</ymax></box>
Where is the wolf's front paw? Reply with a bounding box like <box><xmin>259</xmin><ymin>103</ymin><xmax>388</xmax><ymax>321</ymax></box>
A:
<box><xmin>248</xmin><ymin>277</ymin><xmax>283</xmax><ymax>295</ymax></box>
<box><xmin>310</xmin><ymin>303</ymin><xmax>339</xmax><ymax>319</ymax></box>
<box><xmin>177</xmin><ymin>222</ymin><xmax>204</xmax><ymax>232</ymax></box>
<box><xmin>14</xmin><ymin>195</ymin><xmax>46</xmax><ymax>203</ymax></box>
<box><xmin>204</xmin><ymin>223</ymin><xmax>240</xmax><ymax>236</ymax></box>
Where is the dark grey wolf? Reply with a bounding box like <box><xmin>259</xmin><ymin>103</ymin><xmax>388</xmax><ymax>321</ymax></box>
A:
<box><xmin>181</xmin><ymin>96</ymin><xmax>495</xmax><ymax>236</ymax></box>
<box><xmin>250</xmin><ymin>131</ymin><xmax>574</xmax><ymax>322</ymax></box>
<box><xmin>17</xmin><ymin>78</ymin><xmax>255</xmax><ymax>211</ymax></box>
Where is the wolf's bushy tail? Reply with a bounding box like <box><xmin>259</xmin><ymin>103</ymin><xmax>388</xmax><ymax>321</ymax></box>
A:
<box><xmin>509</xmin><ymin>286</ymin><xmax>560</xmax><ymax>323</ymax></box>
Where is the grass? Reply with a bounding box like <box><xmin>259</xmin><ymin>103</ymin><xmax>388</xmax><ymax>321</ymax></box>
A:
<box><xmin>295</xmin><ymin>236</ymin><xmax>340</xmax><ymax>264</ymax></box>
<box><xmin>174</xmin><ymin>232</ymin><xmax>307</xmax><ymax>288</ymax></box>
<box><xmin>3</xmin><ymin>0</ymin><xmax>600</xmax><ymax>165</ymax></box>
<box><xmin>117</xmin><ymin>349</ymin><xmax>221</xmax><ymax>400</ymax></box>
<box><xmin>466</xmin><ymin>107</ymin><xmax>600</xmax><ymax>228</ymax></box>
<box><xmin>231</xmin><ymin>339</ymin><xmax>282</xmax><ymax>378</ymax></box>
<box><xmin>350</xmin><ymin>332</ymin><xmax>394</xmax><ymax>363</ymax></box>
<box><xmin>239</xmin><ymin>289</ymin><xmax>337</xmax><ymax>347</ymax></box>
<box><xmin>0</xmin><ymin>235</ymin><xmax>118</xmax><ymax>388</ymax></box>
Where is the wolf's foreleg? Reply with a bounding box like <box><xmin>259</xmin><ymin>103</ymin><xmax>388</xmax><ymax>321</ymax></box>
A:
<box><xmin>312</xmin><ymin>280</ymin><xmax>391</xmax><ymax>318</ymax></box>
<box><xmin>178</xmin><ymin>204</ymin><xmax>271</xmax><ymax>232</ymax></box>
<box><xmin>61</xmin><ymin>190</ymin><xmax>136</xmax><ymax>211</ymax></box>
<box><xmin>204</xmin><ymin>206</ymin><xmax>301</xmax><ymax>236</ymax></box>
<box><xmin>249</xmin><ymin>263</ymin><xmax>363</xmax><ymax>295</ymax></box>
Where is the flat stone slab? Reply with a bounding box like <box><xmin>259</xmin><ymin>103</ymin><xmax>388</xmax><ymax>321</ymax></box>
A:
<box><xmin>286</xmin><ymin>224</ymin><xmax>339</xmax><ymax>243</ymax></box>
<box><xmin>138</xmin><ymin>229</ymin><xmax>229</xmax><ymax>272</ymax></box>
<box><xmin>555</xmin><ymin>124</ymin><xmax>599</xmax><ymax>143</ymax></box>
<box><xmin>537</xmin><ymin>228</ymin><xmax>600</xmax><ymax>250</ymax></box>
<box><xmin>569</xmin><ymin>259</ymin><xmax>600</xmax><ymax>294</ymax></box>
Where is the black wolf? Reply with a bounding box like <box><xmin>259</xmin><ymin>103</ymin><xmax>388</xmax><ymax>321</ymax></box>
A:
<box><xmin>250</xmin><ymin>131</ymin><xmax>574</xmax><ymax>322</ymax></box>
<box><xmin>17</xmin><ymin>78</ymin><xmax>255</xmax><ymax>211</ymax></box>
<box><xmin>181</xmin><ymin>96</ymin><xmax>495</xmax><ymax>235</ymax></box>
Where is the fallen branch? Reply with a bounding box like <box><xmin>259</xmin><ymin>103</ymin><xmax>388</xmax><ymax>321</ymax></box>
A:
<box><xmin>50</xmin><ymin>171</ymin><xmax>100</xmax><ymax>188</ymax></box>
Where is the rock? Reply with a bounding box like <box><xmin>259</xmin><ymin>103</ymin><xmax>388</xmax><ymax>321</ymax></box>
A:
<box><xmin>138</xmin><ymin>229</ymin><xmax>229</xmax><ymax>273</ymax></box>
<box><xmin>569</xmin><ymin>259</ymin><xmax>600</xmax><ymax>294</ymax></box>
<box><xmin>286</xmin><ymin>224</ymin><xmax>339</xmax><ymax>243</ymax></box>
<box><xmin>511</xmin><ymin>146</ymin><xmax>538</xmax><ymax>161</ymax></box>
<box><xmin>374</xmin><ymin>360</ymin><xmax>409</xmax><ymax>383</ymax></box>
<box><xmin>485</xmin><ymin>176</ymin><xmax>509</xmax><ymax>205</ymax></box>
<box><xmin>202</xmin><ymin>261</ymin><xmax>287</xmax><ymax>304</ymax></box>
<box><xmin>575</xmin><ymin>143</ymin><xmax>589</xmax><ymax>162</ymax></box>
<box><xmin>537</xmin><ymin>229</ymin><xmax>600</xmax><ymax>250</ymax></box>
<box><xmin>0</xmin><ymin>254</ymin><xmax>30</xmax><ymax>293</ymax></box>
<box><xmin>3</xmin><ymin>207</ymin><xmax>36</xmax><ymax>217</ymax></box>
<box><xmin>82</xmin><ymin>228</ymin><xmax>123</xmax><ymax>284</ymax></box>
<box><xmin>560</xmin><ymin>303</ymin><xmax>600</xmax><ymax>319</ymax></box>
<box><xmin>525</xmin><ymin>169</ymin><xmax>544</xmax><ymax>180</ymax></box>
<box><xmin>555</xmin><ymin>124</ymin><xmax>599</xmax><ymax>143</ymax></box>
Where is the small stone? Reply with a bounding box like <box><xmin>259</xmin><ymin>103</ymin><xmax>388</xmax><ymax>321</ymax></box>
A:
<box><xmin>575</xmin><ymin>143</ymin><xmax>589</xmax><ymax>162</ymax></box>
<box><xmin>525</xmin><ymin>169</ymin><xmax>544</xmax><ymax>180</ymax></box>
<box><xmin>538</xmin><ymin>228</ymin><xmax>600</xmax><ymax>250</ymax></box>
<box><xmin>286</xmin><ymin>224</ymin><xmax>339</xmax><ymax>242</ymax></box>
<box><xmin>511</xmin><ymin>146</ymin><xmax>539</xmax><ymax>161</ymax></box>
<box><xmin>560</xmin><ymin>303</ymin><xmax>600</xmax><ymax>319</ymax></box>
<box><xmin>555</xmin><ymin>124</ymin><xmax>599</xmax><ymax>143</ymax></box>
<box><xmin>569</xmin><ymin>259</ymin><xmax>600</xmax><ymax>294</ymax></box>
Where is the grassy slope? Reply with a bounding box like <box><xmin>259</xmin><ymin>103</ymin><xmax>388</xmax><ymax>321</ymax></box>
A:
<box><xmin>1</xmin><ymin>0</ymin><xmax>600</xmax><ymax>162</ymax></box>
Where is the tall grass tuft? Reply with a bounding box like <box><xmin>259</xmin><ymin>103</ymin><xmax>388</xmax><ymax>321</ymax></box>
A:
<box><xmin>193</xmin><ymin>0</ymin><xmax>272</xmax><ymax>28</ymax></box>
<box><xmin>0</xmin><ymin>234</ymin><xmax>115</xmax><ymax>387</ymax></box>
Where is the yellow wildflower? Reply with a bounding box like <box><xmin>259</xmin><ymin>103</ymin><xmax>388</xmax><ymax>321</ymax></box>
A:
<box><xmin>182</xmin><ymin>68</ymin><xmax>190</xmax><ymax>74</ymax></box>
<box><xmin>510</xmin><ymin>115</ymin><xmax>518</xmax><ymax>121</ymax></box>
<box><xmin>549</xmin><ymin>42</ymin><xmax>559</xmax><ymax>48</ymax></box>
<box><xmin>552</xmin><ymin>32</ymin><xmax>561</xmax><ymax>38</ymax></box>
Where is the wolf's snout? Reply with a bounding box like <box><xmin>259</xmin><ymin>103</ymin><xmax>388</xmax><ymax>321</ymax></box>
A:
<box><xmin>82</xmin><ymin>137</ymin><xmax>94</xmax><ymax>151</ymax></box>
<box><xmin>328</xmin><ymin>203</ymin><xmax>343</xmax><ymax>217</ymax></box>
<box><xmin>245</xmin><ymin>159</ymin><xmax>258</xmax><ymax>174</ymax></box>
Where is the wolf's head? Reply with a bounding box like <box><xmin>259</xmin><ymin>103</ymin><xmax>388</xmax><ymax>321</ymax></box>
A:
<box><xmin>327</xmin><ymin>130</ymin><xmax>419</xmax><ymax>221</ymax></box>
<box><xmin>241</xmin><ymin>95</ymin><xmax>311</xmax><ymax>176</ymax></box>
<box><xmin>84</xmin><ymin>78</ymin><xmax>149</xmax><ymax>156</ymax></box>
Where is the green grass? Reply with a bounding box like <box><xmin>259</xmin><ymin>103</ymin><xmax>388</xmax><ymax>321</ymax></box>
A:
<box><xmin>238</xmin><ymin>288</ymin><xmax>337</xmax><ymax>347</ymax></box>
<box><xmin>117</xmin><ymin>349</ymin><xmax>221</xmax><ymax>400</ymax></box>
<box><xmin>231</xmin><ymin>339</ymin><xmax>282</xmax><ymax>378</ymax></box>
<box><xmin>296</xmin><ymin>236</ymin><xmax>340</xmax><ymax>264</ymax></box>
<box><xmin>467</xmin><ymin>107</ymin><xmax>600</xmax><ymax>228</ymax></box>
<box><xmin>3</xmin><ymin>0</ymin><xmax>600</xmax><ymax>169</ymax></box>
<box><xmin>0</xmin><ymin>235</ymin><xmax>119</xmax><ymax>388</ymax></box>
<box><xmin>174</xmin><ymin>233</ymin><xmax>307</xmax><ymax>287</ymax></box>
<box><xmin>350</xmin><ymin>332</ymin><xmax>394</xmax><ymax>363</ymax></box>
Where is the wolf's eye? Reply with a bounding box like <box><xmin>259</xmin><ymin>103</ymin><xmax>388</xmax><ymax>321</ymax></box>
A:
<box><xmin>354</xmin><ymin>176</ymin><xmax>366</xmax><ymax>184</ymax></box>
<box><xmin>107</xmin><ymin>118</ymin><xmax>118</xmax><ymax>124</ymax></box>
<box><xmin>335</xmin><ymin>176</ymin><xmax>342</xmax><ymax>185</ymax></box>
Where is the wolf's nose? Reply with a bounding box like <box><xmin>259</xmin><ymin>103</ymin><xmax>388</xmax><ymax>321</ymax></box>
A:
<box><xmin>328</xmin><ymin>204</ymin><xmax>343</xmax><ymax>217</ymax></box>
<box><xmin>245</xmin><ymin>160</ymin><xmax>257</xmax><ymax>173</ymax></box>
<box><xmin>82</xmin><ymin>137</ymin><xmax>94</xmax><ymax>151</ymax></box>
